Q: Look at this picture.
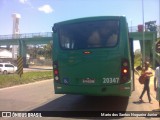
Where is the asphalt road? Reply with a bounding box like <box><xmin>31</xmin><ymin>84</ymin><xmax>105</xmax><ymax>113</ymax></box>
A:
<box><xmin>0</xmin><ymin>75</ymin><xmax>159</xmax><ymax>120</ymax></box>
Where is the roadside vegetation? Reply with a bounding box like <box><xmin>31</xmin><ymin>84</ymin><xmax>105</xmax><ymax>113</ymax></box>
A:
<box><xmin>134</xmin><ymin>49</ymin><xmax>142</xmax><ymax>67</ymax></box>
<box><xmin>134</xmin><ymin>49</ymin><xmax>154</xmax><ymax>68</ymax></box>
<box><xmin>134</xmin><ymin>49</ymin><xmax>143</xmax><ymax>76</ymax></box>
<box><xmin>0</xmin><ymin>71</ymin><xmax>53</xmax><ymax>88</ymax></box>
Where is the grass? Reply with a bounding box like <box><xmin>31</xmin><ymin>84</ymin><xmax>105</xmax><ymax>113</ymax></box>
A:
<box><xmin>0</xmin><ymin>71</ymin><xmax>53</xmax><ymax>88</ymax></box>
<box><xmin>134</xmin><ymin>53</ymin><xmax>141</xmax><ymax>67</ymax></box>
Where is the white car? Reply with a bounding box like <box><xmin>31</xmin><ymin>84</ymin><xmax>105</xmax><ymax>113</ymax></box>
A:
<box><xmin>0</xmin><ymin>63</ymin><xmax>17</xmax><ymax>74</ymax></box>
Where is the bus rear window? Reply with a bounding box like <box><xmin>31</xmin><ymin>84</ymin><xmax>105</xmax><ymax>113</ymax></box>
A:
<box><xmin>58</xmin><ymin>20</ymin><xmax>119</xmax><ymax>49</ymax></box>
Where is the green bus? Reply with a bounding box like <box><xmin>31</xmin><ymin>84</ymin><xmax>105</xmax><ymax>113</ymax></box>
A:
<box><xmin>52</xmin><ymin>16</ymin><xmax>134</xmax><ymax>96</ymax></box>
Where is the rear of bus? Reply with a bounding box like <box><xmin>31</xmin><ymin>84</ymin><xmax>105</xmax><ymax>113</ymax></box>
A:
<box><xmin>52</xmin><ymin>16</ymin><xmax>133</xmax><ymax>96</ymax></box>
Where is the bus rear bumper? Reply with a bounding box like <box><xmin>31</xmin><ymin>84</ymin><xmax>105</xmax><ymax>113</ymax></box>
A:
<box><xmin>54</xmin><ymin>81</ymin><xmax>131</xmax><ymax>96</ymax></box>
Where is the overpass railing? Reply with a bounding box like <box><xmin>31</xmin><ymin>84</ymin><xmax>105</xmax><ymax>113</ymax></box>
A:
<box><xmin>0</xmin><ymin>32</ymin><xmax>52</xmax><ymax>40</ymax></box>
<box><xmin>0</xmin><ymin>25</ymin><xmax>159</xmax><ymax>40</ymax></box>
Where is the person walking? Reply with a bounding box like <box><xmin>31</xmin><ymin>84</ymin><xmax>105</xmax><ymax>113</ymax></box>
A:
<box><xmin>154</xmin><ymin>66</ymin><xmax>160</xmax><ymax>110</ymax></box>
<box><xmin>139</xmin><ymin>61</ymin><xmax>153</xmax><ymax>103</ymax></box>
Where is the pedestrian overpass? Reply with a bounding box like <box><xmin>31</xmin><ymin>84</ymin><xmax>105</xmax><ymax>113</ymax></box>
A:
<box><xmin>130</xmin><ymin>31</ymin><xmax>159</xmax><ymax>68</ymax></box>
<box><xmin>0</xmin><ymin>32</ymin><xmax>52</xmax><ymax>67</ymax></box>
<box><xmin>0</xmin><ymin>31</ymin><xmax>159</xmax><ymax>68</ymax></box>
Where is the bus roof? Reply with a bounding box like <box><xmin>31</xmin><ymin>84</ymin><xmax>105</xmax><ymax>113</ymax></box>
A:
<box><xmin>54</xmin><ymin>16</ymin><xmax>126</xmax><ymax>26</ymax></box>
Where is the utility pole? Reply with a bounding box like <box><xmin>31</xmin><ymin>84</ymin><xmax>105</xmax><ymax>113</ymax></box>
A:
<box><xmin>142</xmin><ymin>0</ymin><xmax>145</xmax><ymax>66</ymax></box>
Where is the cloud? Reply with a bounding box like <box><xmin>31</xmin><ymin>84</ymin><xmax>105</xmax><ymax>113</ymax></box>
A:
<box><xmin>19</xmin><ymin>0</ymin><xmax>34</xmax><ymax>9</ymax></box>
<box><xmin>38</xmin><ymin>4</ymin><xmax>53</xmax><ymax>14</ymax></box>
<box><xmin>19</xmin><ymin>0</ymin><xmax>28</xmax><ymax>4</ymax></box>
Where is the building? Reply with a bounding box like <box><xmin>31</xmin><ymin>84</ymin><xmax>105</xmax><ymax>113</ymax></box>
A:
<box><xmin>0</xmin><ymin>49</ymin><xmax>30</xmax><ymax>59</ymax></box>
<box><xmin>0</xmin><ymin>49</ymin><xmax>12</xmax><ymax>58</ymax></box>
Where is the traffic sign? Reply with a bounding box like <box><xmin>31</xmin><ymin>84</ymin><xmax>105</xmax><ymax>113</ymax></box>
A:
<box><xmin>17</xmin><ymin>56</ymin><xmax>23</xmax><ymax>77</ymax></box>
<box><xmin>156</xmin><ymin>40</ymin><xmax>160</xmax><ymax>53</ymax></box>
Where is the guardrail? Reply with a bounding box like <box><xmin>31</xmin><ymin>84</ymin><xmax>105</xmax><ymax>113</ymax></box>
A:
<box><xmin>0</xmin><ymin>32</ymin><xmax>52</xmax><ymax>40</ymax></box>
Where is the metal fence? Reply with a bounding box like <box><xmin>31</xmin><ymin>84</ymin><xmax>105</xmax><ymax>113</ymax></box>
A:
<box><xmin>129</xmin><ymin>25</ymin><xmax>160</xmax><ymax>32</ymax></box>
<box><xmin>128</xmin><ymin>26</ymin><xmax>139</xmax><ymax>32</ymax></box>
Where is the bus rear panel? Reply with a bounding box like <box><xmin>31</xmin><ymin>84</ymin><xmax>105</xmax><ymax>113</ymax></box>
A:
<box><xmin>52</xmin><ymin>16</ymin><xmax>132</xmax><ymax>96</ymax></box>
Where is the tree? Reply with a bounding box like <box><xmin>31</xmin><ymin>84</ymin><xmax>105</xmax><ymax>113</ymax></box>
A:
<box><xmin>43</xmin><ymin>43</ymin><xmax>52</xmax><ymax>59</ymax></box>
<box><xmin>145</xmin><ymin>21</ymin><xmax>157</xmax><ymax>32</ymax></box>
<box><xmin>27</xmin><ymin>44</ymin><xmax>52</xmax><ymax>59</ymax></box>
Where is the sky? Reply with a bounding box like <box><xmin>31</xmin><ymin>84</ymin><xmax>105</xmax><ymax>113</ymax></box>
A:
<box><xmin>0</xmin><ymin>0</ymin><xmax>159</xmax><ymax>51</ymax></box>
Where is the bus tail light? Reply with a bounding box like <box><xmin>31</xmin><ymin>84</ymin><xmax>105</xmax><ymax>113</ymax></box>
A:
<box><xmin>122</xmin><ymin>68</ymin><xmax>128</xmax><ymax>74</ymax></box>
<box><xmin>53</xmin><ymin>61</ymin><xmax>60</xmax><ymax>82</ymax></box>
<box><xmin>54</xmin><ymin>69</ymin><xmax>58</xmax><ymax>75</ymax></box>
<box><xmin>120</xmin><ymin>59</ymin><xmax>130</xmax><ymax>83</ymax></box>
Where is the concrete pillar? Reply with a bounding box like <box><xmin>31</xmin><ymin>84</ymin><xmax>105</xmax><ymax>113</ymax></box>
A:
<box><xmin>12</xmin><ymin>13</ymin><xmax>21</xmax><ymax>60</ymax></box>
<box><xmin>19</xmin><ymin>40</ymin><xmax>28</xmax><ymax>68</ymax></box>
